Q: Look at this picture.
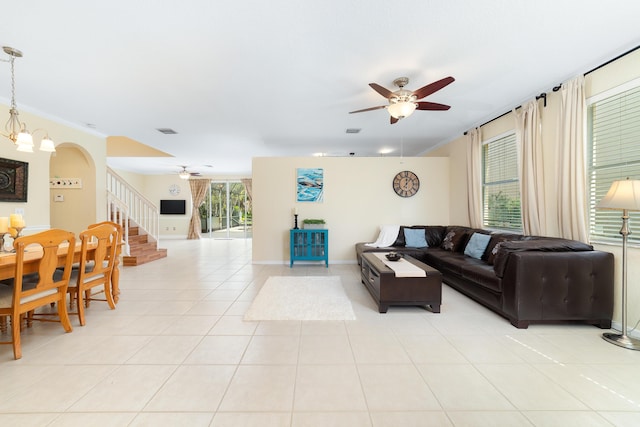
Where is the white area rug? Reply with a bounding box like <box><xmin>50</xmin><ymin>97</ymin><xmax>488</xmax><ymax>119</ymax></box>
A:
<box><xmin>244</xmin><ymin>276</ymin><xmax>356</xmax><ymax>321</ymax></box>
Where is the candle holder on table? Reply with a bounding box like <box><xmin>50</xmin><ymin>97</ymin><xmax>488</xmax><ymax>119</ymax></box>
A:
<box><xmin>0</xmin><ymin>232</ymin><xmax>7</xmax><ymax>253</ymax></box>
<box><xmin>293</xmin><ymin>214</ymin><xmax>299</xmax><ymax>230</ymax></box>
<box><xmin>12</xmin><ymin>226</ymin><xmax>24</xmax><ymax>239</ymax></box>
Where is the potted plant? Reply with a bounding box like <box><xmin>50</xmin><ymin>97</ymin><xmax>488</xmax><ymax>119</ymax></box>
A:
<box><xmin>302</xmin><ymin>218</ymin><xmax>326</xmax><ymax>229</ymax></box>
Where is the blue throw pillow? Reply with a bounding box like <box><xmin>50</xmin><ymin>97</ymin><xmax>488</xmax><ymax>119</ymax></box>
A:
<box><xmin>464</xmin><ymin>232</ymin><xmax>491</xmax><ymax>259</ymax></box>
<box><xmin>404</xmin><ymin>228</ymin><xmax>428</xmax><ymax>248</ymax></box>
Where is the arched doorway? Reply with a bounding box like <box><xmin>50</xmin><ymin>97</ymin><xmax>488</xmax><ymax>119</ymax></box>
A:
<box><xmin>49</xmin><ymin>144</ymin><xmax>97</xmax><ymax>235</ymax></box>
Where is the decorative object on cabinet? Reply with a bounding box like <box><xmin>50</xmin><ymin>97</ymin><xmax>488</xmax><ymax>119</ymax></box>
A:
<box><xmin>302</xmin><ymin>218</ymin><xmax>325</xmax><ymax>229</ymax></box>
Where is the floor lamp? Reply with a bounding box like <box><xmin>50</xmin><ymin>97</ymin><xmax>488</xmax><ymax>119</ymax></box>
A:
<box><xmin>596</xmin><ymin>178</ymin><xmax>640</xmax><ymax>350</ymax></box>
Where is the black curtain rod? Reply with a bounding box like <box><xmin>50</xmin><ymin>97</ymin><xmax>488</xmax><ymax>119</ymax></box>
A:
<box><xmin>464</xmin><ymin>44</ymin><xmax>640</xmax><ymax>136</ymax></box>
<box><xmin>584</xmin><ymin>44</ymin><xmax>640</xmax><ymax>76</ymax></box>
<box><xmin>464</xmin><ymin>92</ymin><xmax>550</xmax><ymax>135</ymax></box>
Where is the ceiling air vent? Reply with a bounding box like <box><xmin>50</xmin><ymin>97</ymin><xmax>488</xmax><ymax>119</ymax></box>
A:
<box><xmin>156</xmin><ymin>128</ymin><xmax>178</xmax><ymax>134</ymax></box>
<box><xmin>346</xmin><ymin>128</ymin><xmax>361</xmax><ymax>134</ymax></box>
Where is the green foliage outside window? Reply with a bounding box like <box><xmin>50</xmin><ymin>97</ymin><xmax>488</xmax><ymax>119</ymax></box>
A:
<box><xmin>485</xmin><ymin>190</ymin><xmax>521</xmax><ymax>229</ymax></box>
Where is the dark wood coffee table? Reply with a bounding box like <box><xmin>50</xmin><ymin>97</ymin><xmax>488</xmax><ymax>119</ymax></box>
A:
<box><xmin>360</xmin><ymin>252</ymin><xmax>442</xmax><ymax>313</ymax></box>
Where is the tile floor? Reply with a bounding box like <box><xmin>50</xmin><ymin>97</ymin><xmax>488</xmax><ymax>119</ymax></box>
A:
<box><xmin>1</xmin><ymin>238</ymin><xmax>640</xmax><ymax>426</ymax></box>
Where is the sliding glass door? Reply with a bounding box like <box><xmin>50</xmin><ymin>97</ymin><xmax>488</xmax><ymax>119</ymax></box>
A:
<box><xmin>200</xmin><ymin>181</ymin><xmax>251</xmax><ymax>239</ymax></box>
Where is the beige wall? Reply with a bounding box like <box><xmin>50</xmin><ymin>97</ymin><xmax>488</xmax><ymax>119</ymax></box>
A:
<box><xmin>50</xmin><ymin>146</ymin><xmax>97</xmax><ymax>235</ymax></box>
<box><xmin>142</xmin><ymin>174</ymin><xmax>193</xmax><ymax>236</ymax></box>
<box><xmin>252</xmin><ymin>156</ymin><xmax>449</xmax><ymax>264</ymax></box>
<box><xmin>0</xmin><ymin>107</ymin><xmax>106</xmax><ymax>234</ymax></box>
<box><xmin>427</xmin><ymin>48</ymin><xmax>640</xmax><ymax>334</ymax></box>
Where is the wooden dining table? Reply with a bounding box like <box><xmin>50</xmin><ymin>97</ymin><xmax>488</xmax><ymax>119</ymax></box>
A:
<box><xmin>0</xmin><ymin>241</ymin><xmax>121</xmax><ymax>303</ymax></box>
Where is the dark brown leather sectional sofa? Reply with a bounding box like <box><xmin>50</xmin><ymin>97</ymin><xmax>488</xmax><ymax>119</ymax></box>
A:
<box><xmin>356</xmin><ymin>225</ymin><xmax>614</xmax><ymax>329</ymax></box>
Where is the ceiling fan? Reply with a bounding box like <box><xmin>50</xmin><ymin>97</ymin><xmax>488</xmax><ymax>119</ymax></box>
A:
<box><xmin>177</xmin><ymin>166</ymin><xmax>201</xmax><ymax>180</ymax></box>
<box><xmin>349</xmin><ymin>76</ymin><xmax>455</xmax><ymax>124</ymax></box>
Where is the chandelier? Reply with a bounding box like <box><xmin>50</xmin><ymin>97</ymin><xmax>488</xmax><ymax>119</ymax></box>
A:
<box><xmin>1</xmin><ymin>46</ymin><xmax>55</xmax><ymax>152</ymax></box>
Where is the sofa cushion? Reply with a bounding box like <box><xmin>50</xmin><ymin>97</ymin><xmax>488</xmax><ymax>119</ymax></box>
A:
<box><xmin>430</xmin><ymin>250</ymin><xmax>466</xmax><ymax>276</ymax></box>
<box><xmin>493</xmin><ymin>238</ymin><xmax>594</xmax><ymax>278</ymax></box>
<box><xmin>404</xmin><ymin>228</ymin><xmax>428</xmax><ymax>248</ymax></box>
<box><xmin>393</xmin><ymin>225</ymin><xmax>446</xmax><ymax>247</ymax></box>
<box><xmin>464</xmin><ymin>232</ymin><xmax>491</xmax><ymax>259</ymax></box>
<box><xmin>424</xmin><ymin>226</ymin><xmax>447</xmax><ymax>247</ymax></box>
<box><xmin>483</xmin><ymin>233</ymin><xmax>522</xmax><ymax>265</ymax></box>
<box><xmin>441</xmin><ymin>226</ymin><xmax>471</xmax><ymax>252</ymax></box>
<box><xmin>393</xmin><ymin>226</ymin><xmax>408</xmax><ymax>246</ymax></box>
<box><xmin>461</xmin><ymin>262</ymin><xmax>503</xmax><ymax>293</ymax></box>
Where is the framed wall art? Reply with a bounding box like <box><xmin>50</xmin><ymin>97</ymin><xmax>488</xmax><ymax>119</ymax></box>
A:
<box><xmin>296</xmin><ymin>167</ymin><xmax>323</xmax><ymax>202</ymax></box>
<box><xmin>0</xmin><ymin>157</ymin><xmax>28</xmax><ymax>202</ymax></box>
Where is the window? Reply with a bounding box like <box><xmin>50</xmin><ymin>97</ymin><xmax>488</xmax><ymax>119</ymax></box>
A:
<box><xmin>588</xmin><ymin>83</ymin><xmax>640</xmax><ymax>244</ymax></box>
<box><xmin>482</xmin><ymin>132</ymin><xmax>521</xmax><ymax>230</ymax></box>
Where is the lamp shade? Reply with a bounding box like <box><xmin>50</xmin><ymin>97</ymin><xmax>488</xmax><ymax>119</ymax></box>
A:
<box><xmin>39</xmin><ymin>136</ymin><xmax>56</xmax><ymax>152</ymax></box>
<box><xmin>596</xmin><ymin>178</ymin><xmax>640</xmax><ymax>211</ymax></box>
<box><xmin>16</xmin><ymin>130</ymin><xmax>33</xmax><ymax>147</ymax></box>
<box><xmin>388</xmin><ymin>101</ymin><xmax>417</xmax><ymax>119</ymax></box>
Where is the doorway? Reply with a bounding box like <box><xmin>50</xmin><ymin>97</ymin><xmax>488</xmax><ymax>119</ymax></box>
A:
<box><xmin>200</xmin><ymin>181</ymin><xmax>251</xmax><ymax>239</ymax></box>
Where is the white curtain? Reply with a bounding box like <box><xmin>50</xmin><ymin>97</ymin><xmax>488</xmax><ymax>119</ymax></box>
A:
<box><xmin>466</xmin><ymin>127</ymin><xmax>483</xmax><ymax>228</ymax></box>
<box><xmin>557</xmin><ymin>75</ymin><xmax>588</xmax><ymax>242</ymax></box>
<box><xmin>515</xmin><ymin>99</ymin><xmax>545</xmax><ymax>236</ymax></box>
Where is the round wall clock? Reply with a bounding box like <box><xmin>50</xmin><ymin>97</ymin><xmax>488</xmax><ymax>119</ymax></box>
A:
<box><xmin>393</xmin><ymin>170</ymin><xmax>420</xmax><ymax>197</ymax></box>
<box><xmin>168</xmin><ymin>184</ymin><xmax>181</xmax><ymax>195</ymax></box>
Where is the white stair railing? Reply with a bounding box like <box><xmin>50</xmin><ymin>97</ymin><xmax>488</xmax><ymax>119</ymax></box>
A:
<box><xmin>106</xmin><ymin>167</ymin><xmax>160</xmax><ymax>253</ymax></box>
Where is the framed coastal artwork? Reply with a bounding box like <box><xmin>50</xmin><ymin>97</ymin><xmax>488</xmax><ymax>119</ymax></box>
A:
<box><xmin>296</xmin><ymin>168</ymin><xmax>323</xmax><ymax>202</ymax></box>
<box><xmin>0</xmin><ymin>157</ymin><xmax>28</xmax><ymax>202</ymax></box>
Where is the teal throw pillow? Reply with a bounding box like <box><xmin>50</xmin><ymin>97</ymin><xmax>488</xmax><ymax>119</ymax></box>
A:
<box><xmin>404</xmin><ymin>228</ymin><xmax>428</xmax><ymax>248</ymax></box>
<box><xmin>464</xmin><ymin>232</ymin><xmax>491</xmax><ymax>259</ymax></box>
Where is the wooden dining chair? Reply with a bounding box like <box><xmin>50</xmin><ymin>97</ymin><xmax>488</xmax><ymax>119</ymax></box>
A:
<box><xmin>67</xmin><ymin>222</ymin><xmax>118</xmax><ymax>326</ymax></box>
<box><xmin>0</xmin><ymin>229</ymin><xmax>76</xmax><ymax>360</ymax></box>
<box><xmin>86</xmin><ymin>220</ymin><xmax>123</xmax><ymax>306</ymax></box>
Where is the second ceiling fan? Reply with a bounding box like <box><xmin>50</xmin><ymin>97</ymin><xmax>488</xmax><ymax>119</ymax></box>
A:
<box><xmin>349</xmin><ymin>76</ymin><xmax>455</xmax><ymax>124</ymax></box>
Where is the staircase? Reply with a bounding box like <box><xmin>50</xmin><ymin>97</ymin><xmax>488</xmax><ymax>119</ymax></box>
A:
<box><xmin>123</xmin><ymin>226</ymin><xmax>167</xmax><ymax>266</ymax></box>
<box><xmin>107</xmin><ymin>167</ymin><xmax>167</xmax><ymax>266</ymax></box>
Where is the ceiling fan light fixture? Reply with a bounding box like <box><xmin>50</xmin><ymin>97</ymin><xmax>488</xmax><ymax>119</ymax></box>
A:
<box><xmin>388</xmin><ymin>101</ymin><xmax>417</xmax><ymax>119</ymax></box>
<box><xmin>179</xmin><ymin>170</ymin><xmax>190</xmax><ymax>180</ymax></box>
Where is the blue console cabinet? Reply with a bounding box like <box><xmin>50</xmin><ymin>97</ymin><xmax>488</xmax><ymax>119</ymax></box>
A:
<box><xmin>290</xmin><ymin>229</ymin><xmax>328</xmax><ymax>267</ymax></box>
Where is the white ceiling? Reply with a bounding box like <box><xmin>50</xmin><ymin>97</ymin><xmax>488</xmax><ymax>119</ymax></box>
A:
<box><xmin>2</xmin><ymin>1</ymin><xmax>640</xmax><ymax>177</ymax></box>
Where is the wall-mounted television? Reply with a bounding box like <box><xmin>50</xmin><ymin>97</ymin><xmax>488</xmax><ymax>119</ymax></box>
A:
<box><xmin>160</xmin><ymin>199</ymin><xmax>186</xmax><ymax>215</ymax></box>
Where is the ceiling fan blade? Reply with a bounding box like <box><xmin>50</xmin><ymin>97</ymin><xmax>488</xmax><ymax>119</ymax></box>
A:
<box><xmin>349</xmin><ymin>105</ymin><xmax>387</xmax><ymax>114</ymax></box>
<box><xmin>412</xmin><ymin>76</ymin><xmax>455</xmax><ymax>100</ymax></box>
<box><xmin>390</xmin><ymin>116</ymin><xmax>399</xmax><ymax>125</ymax></box>
<box><xmin>369</xmin><ymin>83</ymin><xmax>394</xmax><ymax>99</ymax></box>
<box><xmin>416</xmin><ymin>101</ymin><xmax>451</xmax><ymax>111</ymax></box>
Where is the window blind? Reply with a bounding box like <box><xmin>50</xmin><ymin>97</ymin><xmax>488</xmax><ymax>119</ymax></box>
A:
<box><xmin>483</xmin><ymin>133</ymin><xmax>521</xmax><ymax>230</ymax></box>
<box><xmin>589</xmin><ymin>85</ymin><xmax>640</xmax><ymax>244</ymax></box>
